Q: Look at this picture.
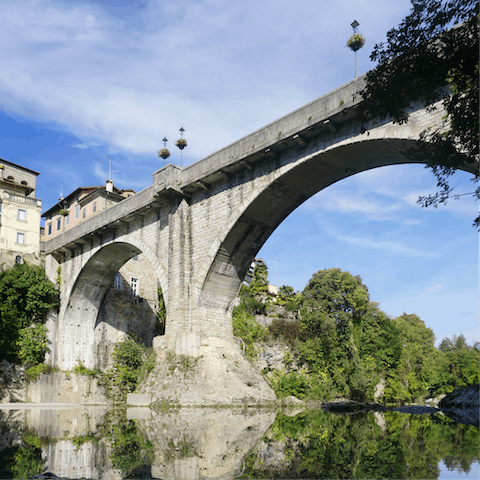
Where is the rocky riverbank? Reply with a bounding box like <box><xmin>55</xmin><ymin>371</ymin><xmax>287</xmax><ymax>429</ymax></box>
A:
<box><xmin>438</xmin><ymin>384</ymin><xmax>479</xmax><ymax>427</ymax></box>
<box><xmin>320</xmin><ymin>384</ymin><xmax>479</xmax><ymax>427</ymax></box>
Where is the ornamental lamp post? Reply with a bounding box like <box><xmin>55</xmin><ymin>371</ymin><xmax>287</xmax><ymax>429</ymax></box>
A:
<box><xmin>347</xmin><ymin>20</ymin><xmax>365</xmax><ymax>79</ymax></box>
<box><xmin>158</xmin><ymin>137</ymin><xmax>171</xmax><ymax>167</ymax></box>
<box><xmin>176</xmin><ymin>127</ymin><xmax>187</xmax><ymax>168</ymax></box>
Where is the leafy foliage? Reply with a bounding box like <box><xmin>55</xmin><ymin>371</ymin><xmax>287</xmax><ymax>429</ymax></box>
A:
<box><xmin>358</xmin><ymin>0</ymin><xmax>479</xmax><ymax>226</ymax></box>
<box><xmin>238</xmin><ymin>265</ymin><xmax>477</xmax><ymax>404</ymax></box>
<box><xmin>112</xmin><ymin>336</ymin><xmax>146</xmax><ymax>392</ymax></box>
<box><xmin>0</xmin><ymin>264</ymin><xmax>58</xmax><ymax>363</ymax></box>
<box><xmin>301</xmin><ymin>268</ymin><xmax>369</xmax><ymax>334</ymax></box>
<box><xmin>155</xmin><ymin>287</ymin><xmax>166</xmax><ymax>336</ymax></box>
<box><xmin>24</xmin><ymin>363</ymin><xmax>57</xmax><ymax>382</ymax></box>
<box><xmin>436</xmin><ymin>334</ymin><xmax>480</xmax><ymax>390</ymax></box>
<box><xmin>248</xmin><ymin>262</ymin><xmax>269</xmax><ymax>296</ymax></box>
<box><xmin>233</xmin><ymin>306</ymin><xmax>269</xmax><ymax>359</ymax></box>
<box><xmin>10</xmin><ymin>429</ymin><xmax>49</xmax><ymax>479</ymax></box>
<box><xmin>73</xmin><ymin>360</ymin><xmax>101</xmax><ymax>378</ymax></box>
<box><xmin>99</xmin><ymin>409</ymin><xmax>153</xmax><ymax>478</ymax></box>
<box><xmin>297</xmin><ymin>269</ymin><xmax>371</xmax><ymax>400</ymax></box>
<box><xmin>100</xmin><ymin>335</ymin><xmax>148</xmax><ymax>402</ymax></box>
<box><xmin>275</xmin><ymin>285</ymin><xmax>304</xmax><ymax>311</ymax></box>
<box><xmin>16</xmin><ymin>324</ymin><xmax>50</xmax><ymax>366</ymax></box>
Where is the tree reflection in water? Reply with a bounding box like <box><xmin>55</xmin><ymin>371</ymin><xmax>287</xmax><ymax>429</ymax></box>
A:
<box><xmin>0</xmin><ymin>406</ymin><xmax>478</xmax><ymax>479</ymax></box>
<box><xmin>239</xmin><ymin>409</ymin><xmax>479</xmax><ymax>479</ymax></box>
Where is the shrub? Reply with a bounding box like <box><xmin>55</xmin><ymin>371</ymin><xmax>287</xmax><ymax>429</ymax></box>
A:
<box><xmin>25</xmin><ymin>363</ymin><xmax>57</xmax><ymax>382</ymax></box>
<box><xmin>269</xmin><ymin>319</ymin><xmax>301</xmax><ymax>347</ymax></box>
<box><xmin>270</xmin><ymin>370</ymin><xmax>310</xmax><ymax>399</ymax></box>
<box><xmin>17</xmin><ymin>324</ymin><xmax>50</xmax><ymax>366</ymax></box>
<box><xmin>233</xmin><ymin>310</ymin><xmax>268</xmax><ymax>359</ymax></box>
<box><xmin>73</xmin><ymin>360</ymin><xmax>101</xmax><ymax>377</ymax></box>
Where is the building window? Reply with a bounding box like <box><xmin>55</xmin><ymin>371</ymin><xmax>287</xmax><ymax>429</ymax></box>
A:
<box><xmin>114</xmin><ymin>273</ymin><xmax>121</xmax><ymax>290</ymax></box>
<box><xmin>93</xmin><ymin>201</ymin><xmax>97</xmax><ymax>213</ymax></box>
<box><xmin>17</xmin><ymin>232</ymin><xmax>25</xmax><ymax>244</ymax></box>
<box><xmin>57</xmin><ymin>218</ymin><xmax>61</xmax><ymax>231</ymax></box>
<box><xmin>66</xmin><ymin>214</ymin><xmax>70</xmax><ymax>226</ymax></box>
<box><xmin>75</xmin><ymin>205</ymin><xmax>79</xmax><ymax>219</ymax></box>
<box><xmin>18</xmin><ymin>209</ymin><xmax>26</xmax><ymax>221</ymax></box>
<box><xmin>15</xmin><ymin>255</ymin><xmax>22</xmax><ymax>264</ymax></box>
<box><xmin>82</xmin><ymin>208</ymin><xmax>86</xmax><ymax>219</ymax></box>
<box><xmin>48</xmin><ymin>223</ymin><xmax>52</xmax><ymax>235</ymax></box>
<box><xmin>130</xmin><ymin>278</ymin><xmax>138</xmax><ymax>296</ymax></box>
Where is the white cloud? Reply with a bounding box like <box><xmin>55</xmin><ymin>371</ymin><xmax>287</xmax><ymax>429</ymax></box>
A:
<box><xmin>428</xmin><ymin>283</ymin><xmax>442</xmax><ymax>293</ymax></box>
<box><xmin>404</xmin><ymin>218</ymin><xmax>422</xmax><ymax>226</ymax></box>
<box><xmin>331</xmin><ymin>231</ymin><xmax>436</xmax><ymax>257</ymax></box>
<box><xmin>0</xmin><ymin>0</ymin><xmax>413</xmax><ymax>161</ymax></box>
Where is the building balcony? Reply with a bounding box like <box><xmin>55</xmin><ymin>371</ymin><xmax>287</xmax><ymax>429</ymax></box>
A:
<box><xmin>2</xmin><ymin>191</ymin><xmax>42</xmax><ymax>207</ymax></box>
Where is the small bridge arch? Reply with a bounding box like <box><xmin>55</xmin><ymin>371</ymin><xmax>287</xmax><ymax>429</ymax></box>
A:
<box><xmin>53</xmin><ymin>235</ymin><xmax>167</xmax><ymax>370</ymax></box>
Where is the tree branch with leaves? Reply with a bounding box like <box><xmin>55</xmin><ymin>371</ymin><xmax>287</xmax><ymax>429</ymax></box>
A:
<box><xmin>358</xmin><ymin>0</ymin><xmax>479</xmax><ymax>226</ymax></box>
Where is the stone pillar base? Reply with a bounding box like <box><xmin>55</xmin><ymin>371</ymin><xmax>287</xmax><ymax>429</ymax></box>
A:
<box><xmin>163</xmin><ymin>331</ymin><xmax>201</xmax><ymax>357</ymax></box>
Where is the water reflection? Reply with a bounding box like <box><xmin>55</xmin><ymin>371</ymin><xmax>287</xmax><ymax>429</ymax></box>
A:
<box><xmin>0</xmin><ymin>405</ymin><xmax>478</xmax><ymax>479</ymax></box>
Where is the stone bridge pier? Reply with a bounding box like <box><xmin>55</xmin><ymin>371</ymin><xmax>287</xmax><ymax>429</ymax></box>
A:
<box><xmin>43</xmin><ymin>75</ymin><xmax>477</xmax><ymax>374</ymax></box>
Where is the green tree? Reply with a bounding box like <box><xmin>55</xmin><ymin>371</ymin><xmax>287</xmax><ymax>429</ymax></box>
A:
<box><xmin>0</xmin><ymin>264</ymin><xmax>58</xmax><ymax>362</ymax></box>
<box><xmin>301</xmin><ymin>268</ymin><xmax>369</xmax><ymax>334</ymax></box>
<box><xmin>275</xmin><ymin>285</ymin><xmax>304</xmax><ymax>312</ymax></box>
<box><xmin>359</xmin><ymin>0</ymin><xmax>479</xmax><ymax>226</ymax></box>
<box><xmin>438</xmin><ymin>335</ymin><xmax>480</xmax><ymax>389</ymax></box>
<box><xmin>299</xmin><ymin>269</ymin><xmax>370</xmax><ymax>400</ymax></box>
<box><xmin>356</xmin><ymin>302</ymin><xmax>403</xmax><ymax>371</ymax></box>
<box><xmin>111</xmin><ymin>335</ymin><xmax>146</xmax><ymax>393</ymax></box>
<box><xmin>388</xmin><ymin>313</ymin><xmax>439</xmax><ymax>402</ymax></box>
<box><xmin>248</xmin><ymin>262</ymin><xmax>269</xmax><ymax>296</ymax></box>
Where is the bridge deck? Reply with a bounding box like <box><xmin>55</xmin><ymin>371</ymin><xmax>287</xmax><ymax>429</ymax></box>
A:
<box><xmin>42</xmin><ymin>75</ymin><xmax>366</xmax><ymax>254</ymax></box>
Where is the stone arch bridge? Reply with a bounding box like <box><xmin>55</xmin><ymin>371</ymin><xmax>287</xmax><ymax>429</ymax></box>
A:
<box><xmin>42</xmin><ymin>76</ymin><xmax>476</xmax><ymax>370</ymax></box>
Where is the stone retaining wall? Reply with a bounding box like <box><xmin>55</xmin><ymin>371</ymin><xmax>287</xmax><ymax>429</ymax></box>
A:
<box><xmin>26</xmin><ymin>372</ymin><xmax>108</xmax><ymax>405</ymax></box>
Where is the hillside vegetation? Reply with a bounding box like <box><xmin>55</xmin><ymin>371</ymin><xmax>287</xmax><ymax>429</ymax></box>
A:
<box><xmin>233</xmin><ymin>264</ymin><xmax>479</xmax><ymax>405</ymax></box>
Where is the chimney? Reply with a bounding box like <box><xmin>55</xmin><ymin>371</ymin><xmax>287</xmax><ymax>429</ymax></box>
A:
<box><xmin>106</xmin><ymin>179</ymin><xmax>113</xmax><ymax>193</ymax></box>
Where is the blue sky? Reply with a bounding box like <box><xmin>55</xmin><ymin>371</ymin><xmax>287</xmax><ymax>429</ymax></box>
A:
<box><xmin>0</xmin><ymin>0</ymin><xmax>477</xmax><ymax>346</ymax></box>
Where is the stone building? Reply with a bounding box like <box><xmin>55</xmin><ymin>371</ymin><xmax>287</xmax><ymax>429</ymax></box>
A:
<box><xmin>0</xmin><ymin>158</ymin><xmax>42</xmax><ymax>270</ymax></box>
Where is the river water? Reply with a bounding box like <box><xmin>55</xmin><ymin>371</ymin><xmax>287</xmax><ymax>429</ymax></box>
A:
<box><xmin>0</xmin><ymin>404</ymin><xmax>478</xmax><ymax>479</ymax></box>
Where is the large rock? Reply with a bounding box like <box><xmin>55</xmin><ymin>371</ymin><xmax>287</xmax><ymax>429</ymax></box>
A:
<box><xmin>138</xmin><ymin>336</ymin><xmax>277</xmax><ymax>406</ymax></box>
<box><xmin>439</xmin><ymin>384</ymin><xmax>479</xmax><ymax>409</ymax></box>
<box><xmin>439</xmin><ymin>384</ymin><xmax>479</xmax><ymax>428</ymax></box>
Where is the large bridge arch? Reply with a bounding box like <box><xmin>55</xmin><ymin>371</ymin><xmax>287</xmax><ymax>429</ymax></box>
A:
<box><xmin>43</xmin><ymin>77</ymin><xmax>478</xmax><ymax>361</ymax></box>
<box><xmin>199</xmin><ymin>137</ymin><xmax>476</xmax><ymax>312</ymax></box>
<box><xmin>54</xmin><ymin>237</ymin><xmax>167</xmax><ymax>370</ymax></box>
